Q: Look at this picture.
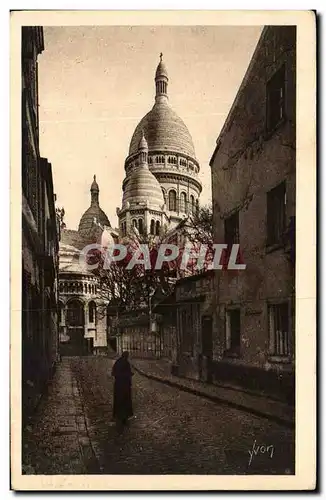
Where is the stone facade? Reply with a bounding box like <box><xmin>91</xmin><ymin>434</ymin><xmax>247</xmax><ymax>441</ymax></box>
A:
<box><xmin>22</xmin><ymin>27</ymin><xmax>60</xmax><ymax>421</ymax></box>
<box><xmin>58</xmin><ymin>178</ymin><xmax>118</xmax><ymax>356</ymax></box>
<box><xmin>113</xmin><ymin>56</ymin><xmax>204</xmax><ymax>358</ymax></box>
<box><xmin>153</xmin><ymin>272</ymin><xmax>215</xmax><ymax>381</ymax></box>
<box><xmin>58</xmin><ymin>245</ymin><xmax>108</xmax><ymax>356</ymax></box>
<box><xmin>209</xmin><ymin>26</ymin><xmax>296</xmax><ymax>401</ymax></box>
<box><xmin>118</xmin><ymin>55</ymin><xmax>202</xmax><ymax>234</ymax></box>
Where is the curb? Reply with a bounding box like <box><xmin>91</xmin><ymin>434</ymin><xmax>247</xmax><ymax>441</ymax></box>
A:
<box><xmin>131</xmin><ymin>364</ymin><xmax>294</xmax><ymax>430</ymax></box>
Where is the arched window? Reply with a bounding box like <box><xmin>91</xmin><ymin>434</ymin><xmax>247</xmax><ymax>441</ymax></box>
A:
<box><xmin>88</xmin><ymin>284</ymin><xmax>91</xmax><ymax>294</ymax></box>
<box><xmin>66</xmin><ymin>299</ymin><xmax>84</xmax><ymax>327</ymax></box>
<box><xmin>150</xmin><ymin>219</ymin><xmax>155</xmax><ymax>235</ymax></box>
<box><xmin>169</xmin><ymin>190</ymin><xmax>177</xmax><ymax>211</ymax></box>
<box><xmin>180</xmin><ymin>192</ymin><xmax>187</xmax><ymax>212</ymax></box>
<box><xmin>155</xmin><ymin>221</ymin><xmax>160</xmax><ymax>236</ymax></box>
<box><xmin>89</xmin><ymin>301</ymin><xmax>96</xmax><ymax>324</ymax></box>
<box><xmin>190</xmin><ymin>195</ymin><xmax>195</xmax><ymax>213</ymax></box>
<box><xmin>138</xmin><ymin>218</ymin><xmax>143</xmax><ymax>235</ymax></box>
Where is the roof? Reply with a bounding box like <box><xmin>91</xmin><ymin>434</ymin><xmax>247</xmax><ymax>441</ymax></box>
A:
<box><xmin>155</xmin><ymin>60</ymin><xmax>168</xmax><ymax>80</ymax></box>
<box><xmin>78</xmin><ymin>205</ymin><xmax>111</xmax><ymax>235</ymax></box>
<box><xmin>122</xmin><ymin>164</ymin><xmax>165</xmax><ymax>209</ymax></box>
<box><xmin>60</xmin><ymin>229</ymin><xmax>90</xmax><ymax>250</ymax></box>
<box><xmin>209</xmin><ymin>27</ymin><xmax>266</xmax><ymax>167</ymax></box>
<box><xmin>129</xmin><ymin>101</ymin><xmax>196</xmax><ymax>159</ymax></box>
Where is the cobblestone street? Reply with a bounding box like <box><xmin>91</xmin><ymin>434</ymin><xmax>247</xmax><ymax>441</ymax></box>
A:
<box><xmin>23</xmin><ymin>357</ymin><xmax>295</xmax><ymax>475</ymax></box>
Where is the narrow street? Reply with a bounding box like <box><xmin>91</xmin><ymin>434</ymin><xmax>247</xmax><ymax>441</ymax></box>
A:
<box><xmin>23</xmin><ymin>357</ymin><xmax>295</xmax><ymax>475</ymax></box>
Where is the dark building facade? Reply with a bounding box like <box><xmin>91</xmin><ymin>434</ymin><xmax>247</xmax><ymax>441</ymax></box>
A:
<box><xmin>209</xmin><ymin>26</ymin><xmax>296</xmax><ymax>402</ymax></box>
<box><xmin>22</xmin><ymin>27</ymin><xmax>60</xmax><ymax>421</ymax></box>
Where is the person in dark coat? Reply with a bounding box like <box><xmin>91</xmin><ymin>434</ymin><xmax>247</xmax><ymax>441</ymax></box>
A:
<box><xmin>111</xmin><ymin>351</ymin><xmax>134</xmax><ymax>425</ymax></box>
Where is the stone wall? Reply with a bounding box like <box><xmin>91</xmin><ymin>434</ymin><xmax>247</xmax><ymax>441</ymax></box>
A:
<box><xmin>210</xmin><ymin>26</ymin><xmax>296</xmax><ymax>393</ymax></box>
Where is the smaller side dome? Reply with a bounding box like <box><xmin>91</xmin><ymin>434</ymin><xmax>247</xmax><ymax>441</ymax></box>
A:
<box><xmin>78</xmin><ymin>175</ymin><xmax>111</xmax><ymax>236</ymax></box>
<box><xmin>122</xmin><ymin>167</ymin><xmax>165</xmax><ymax>210</ymax></box>
<box><xmin>122</xmin><ymin>133</ymin><xmax>164</xmax><ymax>210</ymax></box>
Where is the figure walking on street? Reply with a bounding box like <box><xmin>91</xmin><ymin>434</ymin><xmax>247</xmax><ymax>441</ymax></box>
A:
<box><xmin>111</xmin><ymin>351</ymin><xmax>134</xmax><ymax>427</ymax></box>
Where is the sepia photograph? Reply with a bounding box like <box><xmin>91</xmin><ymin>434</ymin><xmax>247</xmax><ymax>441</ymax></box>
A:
<box><xmin>11</xmin><ymin>10</ymin><xmax>316</xmax><ymax>491</ymax></box>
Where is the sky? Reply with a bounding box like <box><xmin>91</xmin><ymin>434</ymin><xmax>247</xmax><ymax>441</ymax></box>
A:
<box><xmin>38</xmin><ymin>25</ymin><xmax>263</xmax><ymax>230</ymax></box>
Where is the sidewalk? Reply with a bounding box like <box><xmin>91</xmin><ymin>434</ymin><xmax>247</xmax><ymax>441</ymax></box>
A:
<box><xmin>22</xmin><ymin>358</ymin><xmax>99</xmax><ymax>474</ymax></box>
<box><xmin>130</xmin><ymin>358</ymin><xmax>294</xmax><ymax>429</ymax></box>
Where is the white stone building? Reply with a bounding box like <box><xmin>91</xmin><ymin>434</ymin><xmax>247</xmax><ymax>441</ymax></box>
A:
<box><xmin>117</xmin><ymin>55</ymin><xmax>202</xmax><ymax>235</ymax></box>
<box><xmin>58</xmin><ymin>176</ymin><xmax>117</xmax><ymax>355</ymax></box>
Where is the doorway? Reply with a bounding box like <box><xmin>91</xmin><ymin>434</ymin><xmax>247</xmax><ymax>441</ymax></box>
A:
<box><xmin>61</xmin><ymin>299</ymin><xmax>88</xmax><ymax>356</ymax></box>
<box><xmin>201</xmin><ymin>315</ymin><xmax>213</xmax><ymax>383</ymax></box>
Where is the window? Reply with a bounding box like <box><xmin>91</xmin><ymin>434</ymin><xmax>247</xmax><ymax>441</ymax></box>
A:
<box><xmin>225</xmin><ymin>309</ymin><xmax>241</xmax><ymax>355</ymax></box>
<box><xmin>266</xmin><ymin>64</ymin><xmax>286</xmax><ymax>133</ymax></box>
<box><xmin>155</xmin><ymin>221</ymin><xmax>160</xmax><ymax>236</ymax></box>
<box><xmin>224</xmin><ymin>211</ymin><xmax>240</xmax><ymax>245</ymax></box>
<box><xmin>267</xmin><ymin>182</ymin><xmax>286</xmax><ymax>245</ymax></box>
<box><xmin>121</xmin><ymin>221</ymin><xmax>125</xmax><ymax>236</ymax></box>
<box><xmin>132</xmin><ymin>219</ymin><xmax>137</xmax><ymax>228</ymax></box>
<box><xmin>180</xmin><ymin>192</ymin><xmax>187</xmax><ymax>212</ymax></box>
<box><xmin>138</xmin><ymin>218</ymin><xmax>144</xmax><ymax>235</ymax></box>
<box><xmin>66</xmin><ymin>300</ymin><xmax>84</xmax><ymax>327</ymax></box>
<box><xmin>268</xmin><ymin>303</ymin><xmax>289</xmax><ymax>357</ymax></box>
<box><xmin>150</xmin><ymin>219</ymin><xmax>155</xmax><ymax>235</ymax></box>
<box><xmin>179</xmin><ymin>305</ymin><xmax>194</xmax><ymax>356</ymax></box>
<box><xmin>190</xmin><ymin>195</ymin><xmax>195</xmax><ymax>214</ymax></box>
<box><xmin>169</xmin><ymin>190</ymin><xmax>177</xmax><ymax>211</ymax></box>
<box><xmin>89</xmin><ymin>301</ymin><xmax>96</xmax><ymax>324</ymax></box>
